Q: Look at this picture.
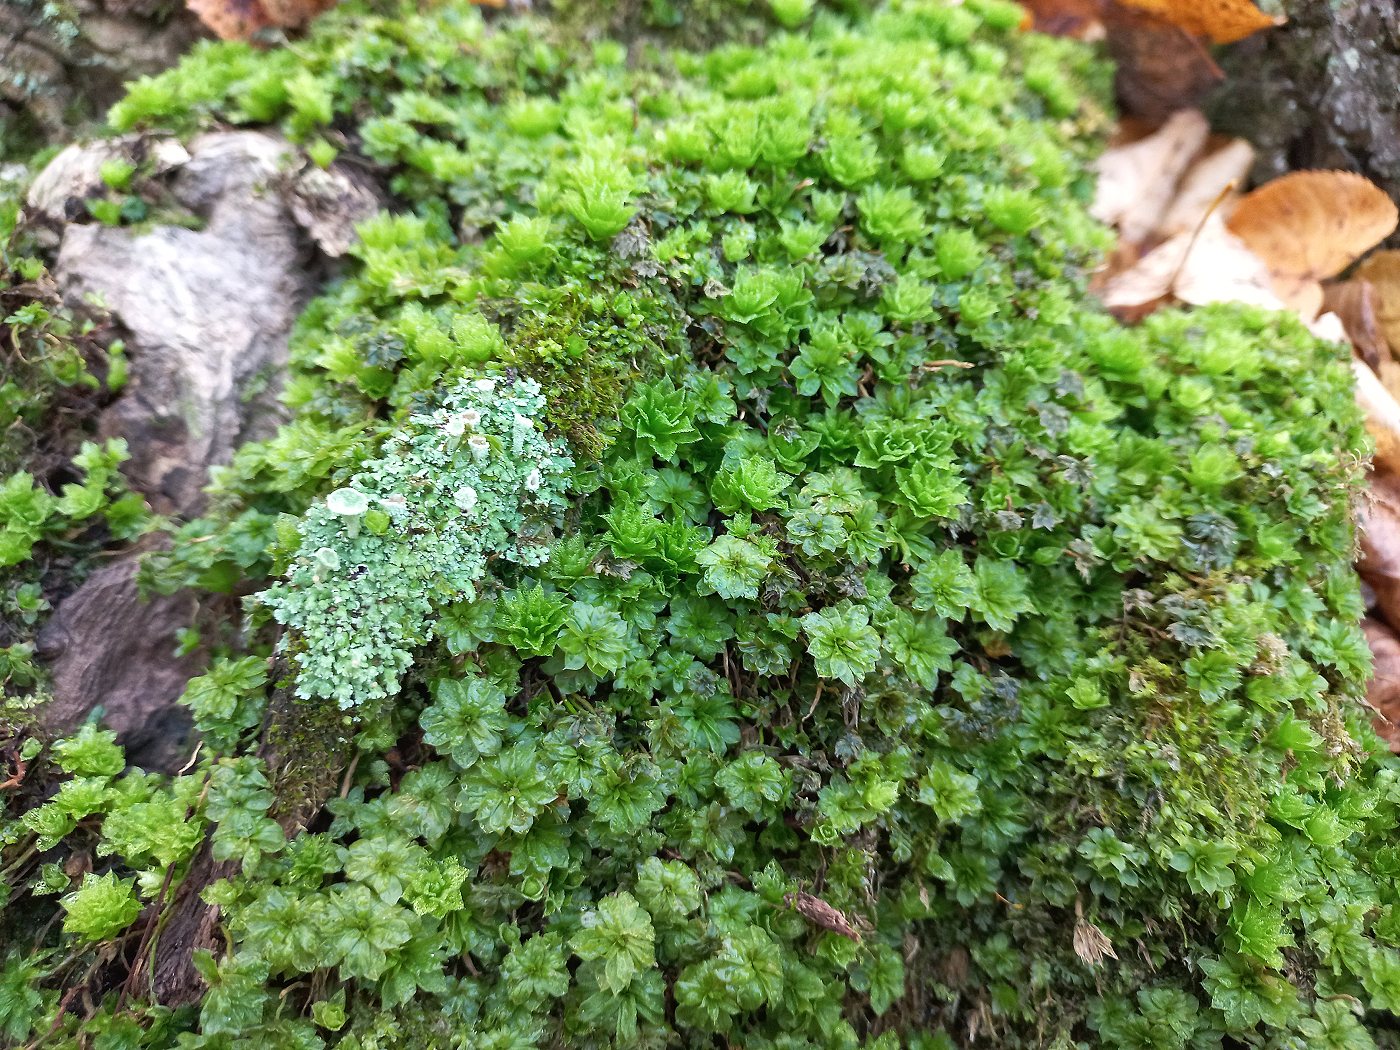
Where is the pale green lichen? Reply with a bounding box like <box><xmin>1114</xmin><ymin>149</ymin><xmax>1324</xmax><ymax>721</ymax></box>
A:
<box><xmin>258</xmin><ymin>375</ymin><xmax>571</xmax><ymax>707</ymax></box>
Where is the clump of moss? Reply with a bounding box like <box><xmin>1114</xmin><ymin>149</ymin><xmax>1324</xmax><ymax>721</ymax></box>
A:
<box><xmin>1</xmin><ymin>1</ymin><xmax>1393</xmax><ymax>1047</ymax></box>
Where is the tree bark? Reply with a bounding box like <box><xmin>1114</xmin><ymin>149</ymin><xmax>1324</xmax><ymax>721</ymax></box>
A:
<box><xmin>1213</xmin><ymin>0</ymin><xmax>1400</xmax><ymax>212</ymax></box>
<box><xmin>0</xmin><ymin>0</ymin><xmax>199</xmax><ymax>152</ymax></box>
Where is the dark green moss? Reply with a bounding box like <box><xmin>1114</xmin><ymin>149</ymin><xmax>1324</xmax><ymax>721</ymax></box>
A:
<box><xmin>1</xmin><ymin>2</ymin><xmax>1390</xmax><ymax>1048</ymax></box>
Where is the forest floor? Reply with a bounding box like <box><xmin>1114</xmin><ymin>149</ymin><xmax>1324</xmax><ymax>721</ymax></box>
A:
<box><xmin>1024</xmin><ymin>0</ymin><xmax>1400</xmax><ymax>745</ymax></box>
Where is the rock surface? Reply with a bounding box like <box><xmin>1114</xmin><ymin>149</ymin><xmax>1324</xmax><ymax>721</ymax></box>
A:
<box><xmin>34</xmin><ymin>131</ymin><xmax>310</xmax><ymax>514</ymax></box>
<box><xmin>35</xmin><ymin>556</ymin><xmax>203</xmax><ymax>772</ymax></box>
<box><xmin>25</xmin><ymin>130</ymin><xmax>380</xmax><ymax>768</ymax></box>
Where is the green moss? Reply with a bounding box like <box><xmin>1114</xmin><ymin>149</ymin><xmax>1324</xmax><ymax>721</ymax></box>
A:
<box><xmin>1</xmin><ymin>1</ymin><xmax>1391</xmax><ymax>1048</ymax></box>
<box><xmin>0</xmin><ymin>192</ymin><xmax>146</xmax><ymax>692</ymax></box>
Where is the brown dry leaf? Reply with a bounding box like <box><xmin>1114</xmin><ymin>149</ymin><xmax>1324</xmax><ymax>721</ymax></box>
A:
<box><xmin>784</xmin><ymin>891</ymin><xmax>862</xmax><ymax>941</ymax></box>
<box><xmin>1355</xmin><ymin>251</ymin><xmax>1400</xmax><ymax>359</ymax></box>
<box><xmin>186</xmin><ymin>0</ymin><xmax>346</xmax><ymax>36</ymax></box>
<box><xmin>1101</xmin><ymin>211</ymin><xmax>1282</xmax><ymax>313</ymax></box>
<box><xmin>1362</xmin><ymin>618</ymin><xmax>1400</xmax><ymax>751</ymax></box>
<box><xmin>1226</xmin><ymin>171</ymin><xmax>1399</xmax><ymax>317</ymax></box>
<box><xmin>1360</xmin><ymin>475</ymin><xmax>1400</xmax><ymax>630</ymax></box>
<box><xmin>185</xmin><ymin>0</ymin><xmax>273</xmax><ymax>40</ymax></box>
<box><xmin>1020</xmin><ymin>0</ymin><xmax>1106</xmax><ymax>37</ymax></box>
<box><xmin>1323</xmin><ymin>280</ymin><xmax>1389</xmax><ymax>367</ymax></box>
<box><xmin>258</xmin><ymin>0</ymin><xmax>339</xmax><ymax>26</ymax></box>
<box><xmin>1115</xmin><ymin>0</ymin><xmax>1282</xmax><ymax>43</ymax></box>
<box><xmin>1158</xmin><ymin>137</ymin><xmax>1253</xmax><ymax>238</ymax></box>
<box><xmin>1375</xmin><ymin>357</ymin><xmax>1400</xmax><ymax>408</ymax></box>
<box><xmin>1091</xmin><ymin>109</ymin><xmax>1210</xmax><ymax>246</ymax></box>
<box><xmin>1103</xmin><ymin>5</ymin><xmax>1225</xmax><ymax>122</ymax></box>
<box><xmin>1353</xmin><ymin>358</ymin><xmax>1400</xmax><ymax>477</ymax></box>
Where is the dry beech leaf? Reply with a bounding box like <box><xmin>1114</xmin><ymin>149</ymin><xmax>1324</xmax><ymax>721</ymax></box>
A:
<box><xmin>1101</xmin><ymin>211</ymin><xmax>1281</xmax><ymax>313</ymax></box>
<box><xmin>1360</xmin><ymin>476</ymin><xmax>1400</xmax><ymax>630</ymax></box>
<box><xmin>258</xmin><ymin>0</ymin><xmax>339</xmax><ymax>26</ymax></box>
<box><xmin>1377</xmin><ymin>357</ymin><xmax>1400</xmax><ymax>407</ymax></box>
<box><xmin>185</xmin><ymin>0</ymin><xmax>273</xmax><ymax>40</ymax></box>
<box><xmin>186</xmin><ymin>0</ymin><xmax>348</xmax><ymax>37</ymax></box>
<box><xmin>1353</xmin><ymin>358</ymin><xmax>1400</xmax><ymax>477</ymax></box>
<box><xmin>1355</xmin><ymin>251</ymin><xmax>1400</xmax><ymax>359</ymax></box>
<box><xmin>1115</xmin><ymin>0</ymin><xmax>1282</xmax><ymax>43</ymax></box>
<box><xmin>1020</xmin><ymin>0</ymin><xmax>1106</xmax><ymax>37</ymax></box>
<box><xmin>1226</xmin><ymin>171</ymin><xmax>1399</xmax><ymax>317</ymax></box>
<box><xmin>1323</xmin><ymin>280</ymin><xmax>1389</xmax><ymax>367</ymax></box>
<box><xmin>1091</xmin><ymin>109</ymin><xmax>1210</xmax><ymax>246</ymax></box>
<box><xmin>1361</xmin><ymin>618</ymin><xmax>1400</xmax><ymax>751</ymax></box>
<box><xmin>1103</xmin><ymin>5</ymin><xmax>1224</xmax><ymax>122</ymax></box>
<box><xmin>1158</xmin><ymin>137</ymin><xmax>1253</xmax><ymax>238</ymax></box>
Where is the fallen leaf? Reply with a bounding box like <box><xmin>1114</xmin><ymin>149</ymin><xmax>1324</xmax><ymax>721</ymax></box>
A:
<box><xmin>1323</xmin><ymin>280</ymin><xmax>1389</xmax><ymax>367</ymax></box>
<box><xmin>1360</xmin><ymin>475</ymin><xmax>1400</xmax><ymax>630</ymax></box>
<box><xmin>1355</xmin><ymin>251</ymin><xmax>1400</xmax><ymax>360</ymax></box>
<box><xmin>1101</xmin><ymin>211</ymin><xmax>1282</xmax><ymax>313</ymax></box>
<box><xmin>1158</xmin><ymin>137</ymin><xmax>1253</xmax><ymax>238</ymax></box>
<box><xmin>1103</xmin><ymin>5</ymin><xmax>1225</xmax><ymax>122</ymax></box>
<box><xmin>1377</xmin><ymin>360</ymin><xmax>1400</xmax><ymax>408</ymax></box>
<box><xmin>1353</xmin><ymin>358</ymin><xmax>1400</xmax><ymax>477</ymax></box>
<box><xmin>1361</xmin><ymin>617</ymin><xmax>1400</xmax><ymax>751</ymax></box>
<box><xmin>1091</xmin><ymin>109</ymin><xmax>1210</xmax><ymax>246</ymax></box>
<box><xmin>1226</xmin><ymin>171</ymin><xmax>1399</xmax><ymax>317</ymax></box>
<box><xmin>1115</xmin><ymin>0</ymin><xmax>1282</xmax><ymax>44</ymax></box>
<box><xmin>1020</xmin><ymin>0</ymin><xmax>1106</xmax><ymax>37</ymax></box>
<box><xmin>185</xmin><ymin>0</ymin><xmax>273</xmax><ymax>40</ymax></box>
<box><xmin>185</xmin><ymin>0</ymin><xmax>346</xmax><ymax>36</ymax></box>
<box><xmin>784</xmin><ymin>891</ymin><xmax>863</xmax><ymax>941</ymax></box>
<box><xmin>258</xmin><ymin>0</ymin><xmax>339</xmax><ymax>26</ymax></box>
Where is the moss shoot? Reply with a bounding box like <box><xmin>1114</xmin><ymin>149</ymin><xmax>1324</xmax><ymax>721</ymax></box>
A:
<box><xmin>0</xmin><ymin>1</ymin><xmax>1392</xmax><ymax>1048</ymax></box>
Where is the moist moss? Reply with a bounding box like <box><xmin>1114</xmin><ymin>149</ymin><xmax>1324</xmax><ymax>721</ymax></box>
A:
<box><xmin>0</xmin><ymin>2</ymin><xmax>1391</xmax><ymax>1048</ymax></box>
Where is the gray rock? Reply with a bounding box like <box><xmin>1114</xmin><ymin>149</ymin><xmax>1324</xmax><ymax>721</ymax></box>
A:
<box><xmin>26</xmin><ymin>131</ymin><xmax>381</xmax><ymax>766</ymax></box>
<box><xmin>40</xmin><ymin>131</ymin><xmax>307</xmax><ymax>514</ymax></box>
<box><xmin>35</xmin><ymin>556</ymin><xmax>204</xmax><ymax>772</ymax></box>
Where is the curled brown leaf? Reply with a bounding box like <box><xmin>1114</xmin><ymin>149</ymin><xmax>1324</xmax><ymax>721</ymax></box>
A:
<box><xmin>1226</xmin><ymin>171</ymin><xmax>1399</xmax><ymax>317</ymax></box>
<box><xmin>784</xmin><ymin>890</ymin><xmax>862</xmax><ymax>942</ymax></box>
<box><xmin>1115</xmin><ymin>0</ymin><xmax>1282</xmax><ymax>44</ymax></box>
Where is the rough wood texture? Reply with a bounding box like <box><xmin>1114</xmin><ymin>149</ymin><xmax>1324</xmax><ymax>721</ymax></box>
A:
<box><xmin>1213</xmin><ymin>1</ymin><xmax>1400</xmax><ymax>211</ymax></box>
<box><xmin>0</xmin><ymin>0</ymin><xmax>198</xmax><ymax>150</ymax></box>
<box><xmin>34</xmin><ymin>554</ymin><xmax>203</xmax><ymax>771</ymax></box>
<box><xmin>26</xmin><ymin>132</ymin><xmax>379</xmax><ymax>514</ymax></box>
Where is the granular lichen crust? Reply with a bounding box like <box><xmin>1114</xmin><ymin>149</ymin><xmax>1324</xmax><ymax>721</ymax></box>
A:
<box><xmin>0</xmin><ymin>1</ymin><xmax>1392</xmax><ymax>1047</ymax></box>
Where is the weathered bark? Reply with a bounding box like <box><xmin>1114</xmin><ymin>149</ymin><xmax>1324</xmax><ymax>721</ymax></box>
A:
<box><xmin>0</xmin><ymin>0</ymin><xmax>200</xmax><ymax>151</ymax></box>
<box><xmin>1213</xmin><ymin>1</ymin><xmax>1400</xmax><ymax>215</ymax></box>
<box><xmin>34</xmin><ymin>554</ymin><xmax>204</xmax><ymax>772</ymax></box>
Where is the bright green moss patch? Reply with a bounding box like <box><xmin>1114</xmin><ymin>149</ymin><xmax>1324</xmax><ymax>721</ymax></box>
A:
<box><xmin>1</xmin><ymin>1</ymin><xmax>1393</xmax><ymax>1047</ymax></box>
